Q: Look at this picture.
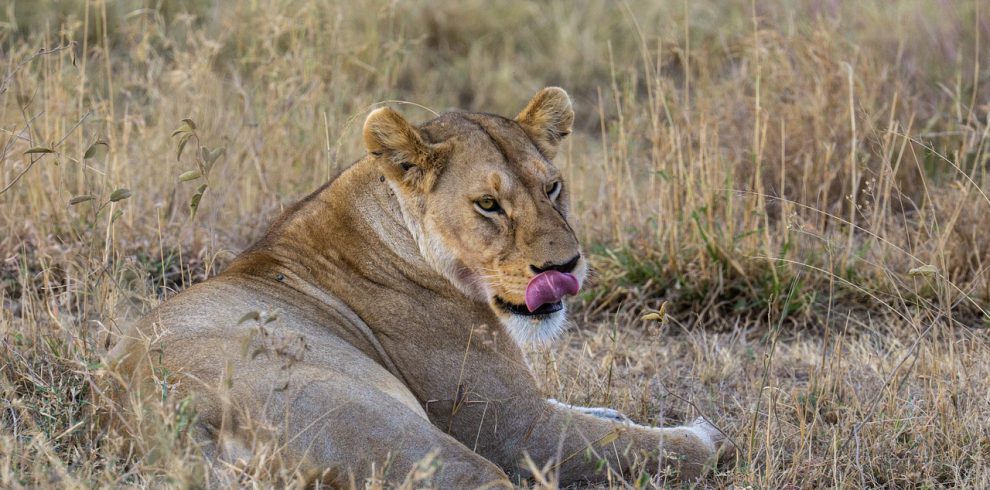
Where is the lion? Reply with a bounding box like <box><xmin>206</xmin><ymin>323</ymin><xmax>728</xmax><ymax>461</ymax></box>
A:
<box><xmin>109</xmin><ymin>87</ymin><xmax>732</xmax><ymax>487</ymax></box>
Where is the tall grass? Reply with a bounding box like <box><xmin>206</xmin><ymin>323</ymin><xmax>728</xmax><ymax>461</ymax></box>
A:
<box><xmin>1</xmin><ymin>0</ymin><xmax>988</xmax><ymax>487</ymax></box>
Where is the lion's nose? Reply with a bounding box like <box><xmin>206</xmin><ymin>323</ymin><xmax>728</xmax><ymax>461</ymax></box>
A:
<box><xmin>530</xmin><ymin>254</ymin><xmax>581</xmax><ymax>275</ymax></box>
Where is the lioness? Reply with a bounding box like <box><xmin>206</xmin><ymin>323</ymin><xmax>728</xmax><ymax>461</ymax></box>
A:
<box><xmin>110</xmin><ymin>88</ymin><xmax>731</xmax><ymax>487</ymax></box>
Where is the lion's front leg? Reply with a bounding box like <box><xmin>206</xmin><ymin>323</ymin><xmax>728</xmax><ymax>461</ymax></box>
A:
<box><xmin>547</xmin><ymin>398</ymin><xmax>633</xmax><ymax>423</ymax></box>
<box><xmin>509</xmin><ymin>400</ymin><xmax>732</xmax><ymax>484</ymax></box>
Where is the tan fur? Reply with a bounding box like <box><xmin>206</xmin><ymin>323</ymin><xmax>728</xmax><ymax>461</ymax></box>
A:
<box><xmin>515</xmin><ymin>86</ymin><xmax>574</xmax><ymax>159</ymax></box>
<box><xmin>109</xmin><ymin>88</ymin><xmax>732</xmax><ymax>487</ymax></box>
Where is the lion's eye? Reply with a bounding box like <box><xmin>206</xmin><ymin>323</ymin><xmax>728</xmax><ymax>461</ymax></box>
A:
<box><xmin>545</xmin><ymin>181</ymin><xmax>562</xmax><ymax>200</ymax></box>
<box><xmin>475</xmin><ymin>195</ymin><xmax>502</xmax><ymax>214</ymax></box>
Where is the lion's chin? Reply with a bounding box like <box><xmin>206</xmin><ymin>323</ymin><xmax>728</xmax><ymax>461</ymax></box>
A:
<box><xmin>493</xmin><ymin>296</ymin><xmax>563</xmax><ymax>316</ymax></box>
<box><xmin>495</xmin><ymin>304</ymin><xmax>569</xmax><ymax>346</ymax></box>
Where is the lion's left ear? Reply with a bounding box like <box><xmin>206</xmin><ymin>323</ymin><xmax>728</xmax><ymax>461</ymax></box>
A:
<box><xmin>515</xmin><ymin>87</ymin><xmax>574</xmax><ymax>159</ymax></box>
<box><xmin>364</xmin><ymin>107</ymin><xmax>447</xmax><ymax>192</ymax></box>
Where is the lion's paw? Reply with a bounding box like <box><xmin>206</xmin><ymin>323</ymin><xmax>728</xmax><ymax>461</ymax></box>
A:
<box><xmin>688</xmin><ymin>417</ymin><xmax>736</xmax><ymax>465</ymax></box>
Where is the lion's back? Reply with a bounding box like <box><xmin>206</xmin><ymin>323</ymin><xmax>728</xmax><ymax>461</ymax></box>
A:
<box><xmin>107</xmin><ymin>277</ymin><xmax>274</xmax><ymax>386</ymax></box>
<box><xmin>106</xmin><ymin>272</ymin><xmax>416</xmax><ymax>409</ymax></box>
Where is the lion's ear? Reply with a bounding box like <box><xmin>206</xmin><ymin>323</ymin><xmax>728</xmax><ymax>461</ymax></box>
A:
<box><xmin>515</xmin><ymin>87</ymin><xmax>574</xmax><ymax>159</ymax></box>
<box><xmin>364</xmin><ymin>107</ymin><xmax>445</xmax><ymax>192</ymax></box>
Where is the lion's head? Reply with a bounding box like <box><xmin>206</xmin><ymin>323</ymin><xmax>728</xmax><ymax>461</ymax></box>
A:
<box><xmin>363</xmin><ymin>87</ymin><xmax>587</xmax><ymax>343</ymax></box>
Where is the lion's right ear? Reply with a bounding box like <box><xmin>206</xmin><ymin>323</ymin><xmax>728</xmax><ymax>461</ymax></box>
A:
<box><xmin>364</xmin><ymin>107</ymin><xmax>445</xmax><ymax>192</ymax></box>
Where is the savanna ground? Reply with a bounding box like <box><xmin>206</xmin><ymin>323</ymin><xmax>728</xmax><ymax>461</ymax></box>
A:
<box><xmin>1</xmin><ymin>0</ymin><xmax>989</xmax><ymax>488</ymax></box>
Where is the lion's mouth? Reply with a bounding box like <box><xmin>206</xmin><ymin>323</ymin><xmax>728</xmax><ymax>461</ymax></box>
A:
<box><xmin>494</xmin><ymin>297</ymin><xmax>563</xmax><ymax>317</ymax></box>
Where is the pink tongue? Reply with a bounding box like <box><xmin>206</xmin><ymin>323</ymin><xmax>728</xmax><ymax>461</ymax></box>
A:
<box><xmin>525</xmin><ymin>271</ymin><xmax>581</xmax><ymax>312</ymax></box>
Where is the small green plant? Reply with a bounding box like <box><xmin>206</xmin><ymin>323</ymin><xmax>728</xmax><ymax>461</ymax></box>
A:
<box><xmin>69</xmin><ymin>183</ymin><xmax>132</xmax><ymax>224</ymax></box>
<box><xmin>171</xmin><ymin>118</ymin><xmax>226</xmax><ymax>219</ymax></box>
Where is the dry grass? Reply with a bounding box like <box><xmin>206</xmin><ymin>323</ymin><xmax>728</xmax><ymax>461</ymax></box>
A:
<box><xmin>2</xmin><ymin>0</ymin><xmax>989</xmax><ymax>487</ymax></box>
